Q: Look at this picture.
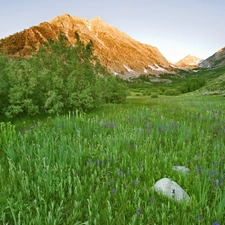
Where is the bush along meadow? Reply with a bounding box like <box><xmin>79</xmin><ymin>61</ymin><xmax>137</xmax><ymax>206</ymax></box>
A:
<box><xmin>0</xmin><ymin>95</ymin><xmax>225</xmax><ymax>224</ymax></box>
<box><xmin>0</xmin><ymin>31</ymin><xmax>127</xmax><ymax>119</ymax></box>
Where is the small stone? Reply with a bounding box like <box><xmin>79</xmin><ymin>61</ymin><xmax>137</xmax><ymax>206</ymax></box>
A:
<box><xmin>172</xmin><ymin>166</ymin><xmax>190</xmax><ymax>174</ymax></box>
<box><xmin>152</xmin><ymin>178</ymin><xmax>190</xmax><ymax>203</ymax></box>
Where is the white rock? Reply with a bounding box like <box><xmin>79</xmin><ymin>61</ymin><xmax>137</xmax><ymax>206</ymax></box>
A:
<box><xmin>153</xmin><ymin>178</ymin><xmax>190</xmax><ymax>203</ymax></box>
<box><xmin>172</xmin><ymin>166</ymin><xmax>190</xmax><ymax>174</ymax></box>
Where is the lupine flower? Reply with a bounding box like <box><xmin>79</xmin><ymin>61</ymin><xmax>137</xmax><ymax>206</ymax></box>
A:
<box><xmin>195</xmin><ymin>167</ymin><xmax>203</xmax><ymax>174</ymax></box>
<box><xmin>149</xmin><ymin>197</ymin><xmax>154</xmax><ymax>205</ymax></box>
<box><xmin>197</xmin><ymin>216</ymin><xmax>201</xmax><ymax>221</ymax></box>
<box><xmin>136</xmin><ymin>210</ymin><xmax>140</xmax><ymax>216</ymax></box>
<box><xmin>112</xmin><ymin>188</ymin><xmax>116</xmax><ymax>194</ymax></box>
<box><xmin>134</xmin><ymin>180</ymin><xmax>138</xmax><ymax>185</ymax></box>
<box><xmin>213</xmin><ymin>222</ymin><xmax>219</xmax><ymax>225</ymax></box>
<box><xmin>130</xmin><ymin>143</ymin><xmax>135</xmax><ymax>149</ymax></box>
<box><xmin>217</xmin><ymin>178</ymin><xmax>223</xmax><ymax>187</ymax></box>
<box><xmin>108</xmin><ymin>180</ymin><xmax>114</xmax><ymax>185</ymax></box>
<box><xmin>136</xmin><ymin>207</ymin><xmax>143</xmax><ymax>216</ymax></box>
<box><xmin>118</xmin><ymin>170</ymin><xmax>123</xmax><ymax>176</ymax></box>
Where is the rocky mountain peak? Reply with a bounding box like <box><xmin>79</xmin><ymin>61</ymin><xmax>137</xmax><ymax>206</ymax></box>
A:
<box><xmin>175</xmin><ymin>54</ymin><xmax>202</xmax><ymax>69</ymax></box>
<box><xmin>0</xmin><ymin>14</ymin><xmax>171</xmax><ymax>78</ymax></box>
<box><xmin>90</xmin><ymin>16</ymin><xmax>103</xmax><ymax>23</ymax></box>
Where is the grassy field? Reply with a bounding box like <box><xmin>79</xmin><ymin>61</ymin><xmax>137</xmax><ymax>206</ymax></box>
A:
<box><xmin>0</xmin><ymin>94</ymin><xmax>225</xmax><ymax>224</ymax></box>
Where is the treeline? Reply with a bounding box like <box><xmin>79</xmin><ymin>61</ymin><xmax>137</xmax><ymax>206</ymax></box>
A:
<box><xmin>0</xmin><ymin>32</ymin><xmax>127</xmax><ymax>118</ymax></box>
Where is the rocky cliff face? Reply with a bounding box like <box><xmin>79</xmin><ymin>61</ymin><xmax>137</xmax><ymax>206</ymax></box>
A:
<box><xmin>198</xmin><ymin>47</ymin><xmax>225</xmax><ymax>68</ymax></box>
<box><xmin>175</xmin><ymin>54</ymin><xmax>202</xmax><ymax>69</ymax></box>
<box><xmin>0</xmin><ymin>14</ymin><xmax>170</xmax><ymax>77</ymax></box>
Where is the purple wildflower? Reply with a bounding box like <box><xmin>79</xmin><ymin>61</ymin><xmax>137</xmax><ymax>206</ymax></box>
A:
<box><xmin>134</xmin><ymin>180</ymin><xmax>138</xmax><ymax>185</ymax></box>
<box><xmin>213</xmin><ymin>222</ymin><xmax>219</xmax><ymax>225</ymax></box>
<box><xmin>136</xmin><ymin>207</ymin><xmax>143</xmax><ymax>216</ymax></box>
<box><xmin>108</xmin><ymin>180</ymin><xmax>114</xmax><ymax>185</ymax></box>
<box><xmin>149</xmin><ymin>197</ymin><xmax>154</xmax><ymax>205</ymax></box>
<box><xmin>112</xmin><ymin>188</ymin><xmax>116</xmax><ymax>194</ymax></box>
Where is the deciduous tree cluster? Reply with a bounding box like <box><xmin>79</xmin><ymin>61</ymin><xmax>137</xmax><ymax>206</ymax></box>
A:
<box><xmin>0</xmin><ymin>32</ymin><xmax>127</xmax><ymax>118</ymax></box>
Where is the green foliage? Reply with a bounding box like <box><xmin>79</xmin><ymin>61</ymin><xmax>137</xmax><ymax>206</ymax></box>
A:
<box><xmin>0</xmin><ymin>32</ymin><xmax>127</xmax><ymax>118</ymax></box>
<box><xmin>164</xmin><ymin>89</ymin><xmax>181</xmax><ymax>96</ymax></box>
<box><xmin>143</xmin><ymin>89</ymin><xmax>152</xmax><ymax>96</ymax></box>
<box><xmin>151</xmin><ymin>94</ymin><xmax>158</xmax><ymax>98</ymax></box>
<box><xmin>101</xmin><ymin>76</ymin><xmax>128</xmax><ymax>103</ymax></box>
<box><xmin>0</xmin><ymin>54</ymin><xmax>11</xmax><ymax>114</ymax></box>
<box><xmin>181</xmin><ymin>78</ymin><xmax>206</xmax><ymax>93</ymax></box>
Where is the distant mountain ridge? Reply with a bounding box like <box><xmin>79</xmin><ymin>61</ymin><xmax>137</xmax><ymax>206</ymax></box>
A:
<box><xmin>199</xmin><ymin>46</ymin><xmax>225</xmax><ymax>68</ymax></box>
<box><xmin>0</xmin><ymin>14</ymin><xmax>171</xmax><ymax>78</ymax></box>
<box><xmin>175</xmin><ymin>54</ymin><xmax>202</xmax><ymax>69</ymax></box>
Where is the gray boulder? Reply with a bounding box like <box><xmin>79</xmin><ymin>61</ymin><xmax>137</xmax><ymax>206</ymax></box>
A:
<box><xmin>172</xmin><ymin>166</ymin><xmax>190</xmax><ymax>174</ymax></box>
<box><xmin>153</xmin><ymin>178</ymin><xmax>190</xmax><ymax>203</ymax></box>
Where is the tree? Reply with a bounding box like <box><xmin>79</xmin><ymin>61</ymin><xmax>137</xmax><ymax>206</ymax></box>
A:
<box><xmin>0</xmin><ymin>32</ymin><xmax>128</xmax><ymax>118</ymax></box>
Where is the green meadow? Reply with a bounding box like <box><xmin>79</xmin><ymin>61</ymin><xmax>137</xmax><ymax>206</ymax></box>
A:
<box><xmin>1</xmin><ymin>94</ymin><xmax>225</xmax><ymax>225</ymax></box>
<box><xmin>1</xmin><ymin>32</ymin><xmax>225</xmax><ymax>225</ymax></box>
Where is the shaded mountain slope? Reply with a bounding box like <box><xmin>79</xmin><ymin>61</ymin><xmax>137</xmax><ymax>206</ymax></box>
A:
<box><xmin>199</xmin><ymin>46</ymin><xmax>225</xmax><ymax>68</ymax></box>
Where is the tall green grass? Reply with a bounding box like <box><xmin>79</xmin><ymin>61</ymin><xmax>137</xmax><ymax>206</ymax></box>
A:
<box><xmin>0</xmin><ymin>95</ymin><xmax>225</xmax><ymax>224</ymax></box>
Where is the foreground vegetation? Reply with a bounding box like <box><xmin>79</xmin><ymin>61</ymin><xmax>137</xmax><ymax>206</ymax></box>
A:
<box><xmin>0</xmin><ymin>95</ymin><xmax>224</xmax><ymax>224</ymax></box>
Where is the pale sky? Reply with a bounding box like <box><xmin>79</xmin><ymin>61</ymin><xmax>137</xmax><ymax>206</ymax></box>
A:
<box><xmin>0</xmin><ymin>0</ymin><xmax>224</xmax><ymax>62</ymax></box>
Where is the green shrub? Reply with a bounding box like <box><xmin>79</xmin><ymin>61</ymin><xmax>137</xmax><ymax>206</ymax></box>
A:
<box><xmin>164</xmin><ymin>89</ymin><xmax>181</xmax><ymax>96</ymax></box>
<box><xmin>143</xmin><ymin>90</ymin><xmax>151</xmax><ymax>96</ymax></box>
<box><xmin>101</xmin><ymin>76</ymin><xmax>127</xmax><ymax>103</ymax></box>
<box><xmin>181</xmin><ymin>78</ymin><xmax>206</xmax><ymax>93</ymax></box>
<box><xmin>151</xmin><ymin>94</ymin><xmax>158</xmax><ymax>98</ymax></box>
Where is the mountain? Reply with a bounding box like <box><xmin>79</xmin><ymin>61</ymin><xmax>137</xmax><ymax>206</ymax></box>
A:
<box><xmin>0</xmin><ymin>14</ymin><xmax>170</xmax><ymax>78</ymax></box>
<box><xmin>175</xmin><ymin>54</ymin><xmax>202</xmax><ymax>69</ymax></box>
<box><xmin>198</xmin><ymin>46</ymin><xmax>225</xmax><ymax>68</ymax></box>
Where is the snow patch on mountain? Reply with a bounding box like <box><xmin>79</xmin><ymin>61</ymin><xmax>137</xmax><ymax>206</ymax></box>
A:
<box><xmin>123</xmin><ymin>65</ymin><xmax>133</xmax><ymax>72</ymax></box>
<box><xmin>148</xmin><ymin>64</ymin><xmax>167</xmax><ymax>72</ymax></box>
